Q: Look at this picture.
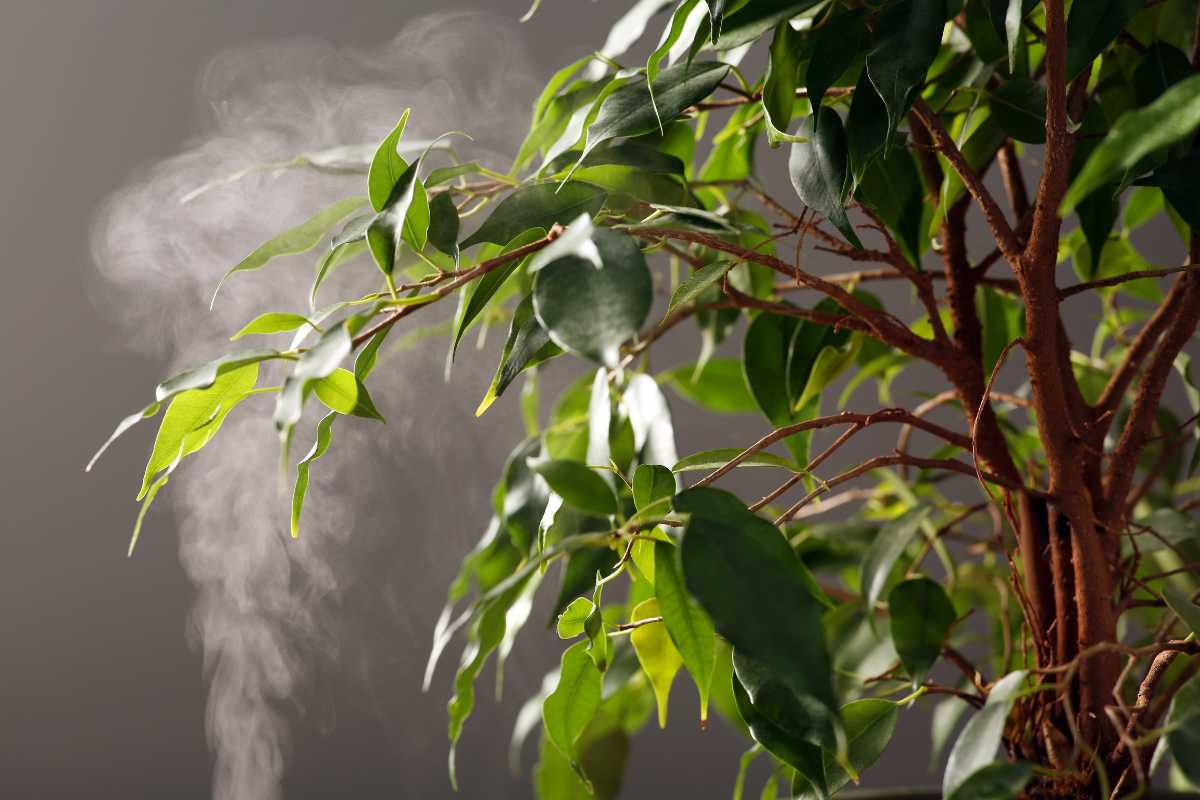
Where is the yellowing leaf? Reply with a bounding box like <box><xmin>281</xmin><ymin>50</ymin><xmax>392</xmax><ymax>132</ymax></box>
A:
<box><xmin>630</xmin><ymin>598</ymin><xmax>682</xmax><ymax>728</ymax></box>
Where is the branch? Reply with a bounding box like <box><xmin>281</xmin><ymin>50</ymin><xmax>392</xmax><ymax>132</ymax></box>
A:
<box><xmin>693</xmin><ymin>408</ymin><xmax>974</xmax><ymax>488</ymax></box>
<box><xmin>1058</xmin><ymin>263</ymin><xmax>1200</xmax><ymax>298</ymax></box>
<box><xmin>910</xmin><ymin>99</ymin><xmax>1022</xmax><ymax>261</ymax></box>
<box><xmin>350</xmin><ymin>227</ymin><xmax>562</xmax><ymax>349</ymax></box>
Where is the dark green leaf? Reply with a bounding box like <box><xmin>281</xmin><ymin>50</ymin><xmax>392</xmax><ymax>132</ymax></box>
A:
<box><xmin>806</xmin><ymin>8</ymin><xmax>867</xmax><ymax>115</ymax></box>
<box><xmin>888</xmin><ymin>578</ymin><xmax>956</xmax><ymax>687</ymax></box>
<box><xmin>793</xmin><ymin>699</ymin><xmax>899</xmax><ymax>799</ymax></box>
<box><xmin>1162</xmin><ymin>583</ymin><xmax>1200</xmax><ymax>637</ymax></box>
<box><xmin>677</xmin><ymin>488</ymin><xmax>836</xmax><ymax>732</ymax></box>
<box><xmin>846</xmin><ymin>68</ymin><xmax>891</xmax><ymax>183</ymax></box>
<box><xmin>461</xmin><ymin>182</ymin><xmax>606</xmax><ymax>249</ymax></box>
<box><xmin>1064</xmin><ymin>0</ymin><xmax>1145</xmax><ymax>80</ymax></box>
<box><xmin>428</xmin><ymin>191</ymin><xmax>460</xmax><ymax>263</ymax></box>
<box><xmin>452</xmin><ymin>228</ymin><xmax>545</xmax><ymax>360</ymax></box>
<box><xmin>477</xmin><ymin>294</ymin><xmax>560</xmax><ymax>416</ymax></box>
<box><xmin>528</xmin><ymin>459</ymin><xmax>617</xmax><ymax>516</ymax></box>
<box><xmin>789</xmin><ymin>111</ymin><xmax>862</xmax><ymax>248</ymax></box>
<box><xmin>856</xmin><ymin>147</ymin><xmax>924</xmax><ymax>265</ymax></box>
<box><xmin>947</xmin><ymin>762</ymin><xmax>1034</xmax><ymax>800</ymax></box>
<box><xmin>763</xmin><ymin>22</ymin><xmax>803</xmax><ymax>144</ymax></box>
<box><xmin>580</xmin><ymin>60</ymin><xmax>731</xmax><ymax>163</ymax></box>
<box><xmin>1133</xmin><ymin>42</ymin><xmax>1193</xmax><ymax>106</ymax></box>
<box><xmin>865</xmin><ymin>0</ymin><xmax>945</xmax><ymax>139</ymax></box>
<box><xmin>705</xmin><ymin>0</ymin><xmax>726</xmax><ymax>43</ymax></box>
<box><xmin>714</xmin><ymin>0</ymin><xmax>825</xmax><ymax>50</ymax></box>
<box><xmin>1134</xmin><ymin>152</ymin><xmax>1200</xmax><ymax>230</ymax></box>
<box><xmin>989</xmin><ymin>78</ymin><xmax>1046</xmax><ymax>144</ymax></box>
<box><xmin>666</xmin><ymin>261</ymin><xmax>733</xmax><ymax>316</ymax></box>
<box><xmin>532</xmin><ymin>228</ymin><xmax>652</xmax><ymax>367</ymax></box>
<box><xmin>1165</xmin><ymin>673</ymin><xmax>1200</xmax><ymax>785</ymax></box>
<box><xmin>1062</xmin><ymin>76</ymin><xmax>1200</xmax><ymax>213</ymax></box>
<box><xmin>732</xmin><ymin>674</ymin><xmax>826</xmax><ymax>787</ymax></box>
<box><xmin>744</xmin><ymin>311</ymin><xmax>800</xmax><ymax>426</ymax></box>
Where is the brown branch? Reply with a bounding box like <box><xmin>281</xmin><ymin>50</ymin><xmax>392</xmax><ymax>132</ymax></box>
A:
<box><xmin>1059</xmin><ymin>263</ymin><xmax>1200</xmax><ymax>298</ymax></box>
<box><xmin>910</xmin><ymin>99</ymin><xmax>1022</xmax><ymax>261</ymax></box>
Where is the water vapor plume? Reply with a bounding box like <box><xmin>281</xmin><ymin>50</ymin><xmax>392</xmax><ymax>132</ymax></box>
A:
<box><xmin>88</xmin><ymin>13</ymin><xmax>538</xmax><ymax>799</ymax></box>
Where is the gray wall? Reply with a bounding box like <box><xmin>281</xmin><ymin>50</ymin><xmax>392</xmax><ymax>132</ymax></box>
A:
<box><xmin>0</xmin><ymin>2</ymin><xmax>943</xmax><ymax>798</ymax></box>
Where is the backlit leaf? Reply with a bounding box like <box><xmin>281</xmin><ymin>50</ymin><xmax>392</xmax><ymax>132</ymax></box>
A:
<box><xmin>528</xmin><ymin>459</ymin><xmax>618</xmax><ymax>516</ymax></box>
<box><xmin>654</xmin><ymin>539</ymin><xmax>716</xmax><ymax>723</ymax></box>
<box><xmin>543</xmin><ymin>641</ymin><xmax>604</xmax><ymax>765</ymax></box>
<box><xmin>630</xmin><ymin>599</ymin><xmax>683</xmax><ymax>727</ymax></box>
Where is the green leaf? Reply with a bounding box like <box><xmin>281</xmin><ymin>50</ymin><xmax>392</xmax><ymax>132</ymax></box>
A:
<box><xmin>672</xmin><ymin>448</ymin><xmax>798</xmax><ymax>473</ymax></box>
<box><xmin>865</xmin><ymin>0</ymin><xmax>945</xmax><ymax>139</ymax></box>
<box><xmin>677</xmin><ymin>488</ymin><xmax>836</xmax><ymax>732</ymax></box>
<box><xmin>290</xmin><ymin>411</ymin><xmax>335</xmax><ymax>538</ymax></box>
<box><xmin>1062</xmin><ymin>74</ymin><xmax>1200</xmax><ymax>214</ymax></box>
<box><xmin>1165</xmin><ymin>673</ymin><xmax>1200</xmax><ymax>786</ymax></box>
<box><xmin>1134</xmin><ymin>152</ymin><xmax>1200</xmax><ymax>230</ymax></box>
<box><xmin>1162</xmin><ymin>583</ymin><xmax>1200</xmax><ymax>637</ymax></box>
<box><xmin>806</xmin><ymin>8</ymin><xmax>867</xmax><ymax>115</ymax></box>
<box><xmin>557</xmin><ymin>597</ymin><xmax>595</xmax><ymax>639</ymax></box>
<box><xmin>645</xmin><ymin>0</ymin><xmax>704</xmax><ymax>130</ymax></box>
<box><xmin>1133</xmin><ymin>42</ymin><xmax>1194</xmax><ymax>107</ymax></box>
<box><xmin>714</xmin><ymin>0</ymin><xmax>824</xmax><ymax>50</ymax></box>
<box><xmin>366</xmin><ymin>159</ymin><xmax>422</xmax><ymax>278</ymax></box>
<box><xmin>452</xmin><ymin>228</ymin><xmax>546</xmax><ymax>361</ymax></box>
<box><xmin>476</xmin><ymin>294</ymin><xmax>561</xmax><ymax>417</ymax></box>
<box><xmin>526</xmin><ymin>214</ymin><xmax>601</xmax><ymax>274</ymax></box>
<box><xmin>630</xmin><ymin>598</ymin><xmax>683</xmax><ymax>727</ymax></box>
<box><xmin>744</xmin><ymin>311</ymin><xmax>799</xmax><ymax>426</ymax></box>
<box><xmin>138</xmin><ymin>363</ymin><xmax>260</xmax><ymax>500</ymax></box>
<box><xmin>578</xmin><ymin>60</ymin><xmax>731</xmax><ymax>165</ymax></box>
<box><xmin>369</xmin><ymin>110</ymin><xmax>412</xmax><ymax>211</ymax></box>
<box><xmin>947</xmin><ymin>761</ymin><xmax>1034</xmax><ymax>800</ymax></box>
<box><xmin>789</xmin><ymin>111</ymin><xmax>862</xmax><ymax>249</ymax></box>
<box><xmin>154</xmin><ymin>350</ymin><xmax>281</xmax><ymax>402</ymax></box>
<box><xmin>943</xmin><ymin>670</ymin><xmax>1029</xmax><ymax>797</ymax></box>
<box><xmin>1064</xmin><ymin>0</ymin><xmax>1145</xmax><ymax>80</ymax></box>
<box><xmin>860</xmin><ymin>508</ymin><xmax>932</xmax><ymax>609</ymax></box>
<box><xmin>427</xmin><ymin>191</ymin><xmax>460</xmax><ymax>263</ymax></box>
<box><xmin>888</xmin><ymin>577</ymin><xmax>956</xmax><ymax>687</ymax></box>
<box><xmin>312</xmin><ymin>368</ymin><xmax>358</xmax><ymax>414</ymax></box>
<box><xmin>460</xmin><ymin>182</ymin><xmax>606</xmax><ymax>249</ymax></box>
<box><xmin>654</xmin><ymin>539</ymin><xmax>716</xmax><ymax>723</ymax></box>
<box><xmin>732</xmin><ymin>673</ymin><xmax>826</xmax><ymax>790</ymax></box>
<box><xmin>661</xmin><ymin>358</ymin><xmax>758</xmax><ymax>414</ymax></box>
<box><xmin>998</xmin><ymin>0</ymin><xmax>1029</xmax><ymax>71</ymax></box>
<box><xmin>857</xmin><ymin>147</ymin><xmax>924</xmax><ymax>266</ymax></box>
<box><xmin>666</xmin><ymin>261</ymin><xmax>733</xmax><ymax>317</ymax></box>
<box><xmin>704</xmin><ymin>0</ymin><xmax>726</xmax><ymax>43</ymax></box>
<box><xmin>763</xmin><ymin>22</ymin><xmax>802</xmax><ymax>144</ymax></box>
<box><xmin>274</xmin><ymin>322</ymin><xmax>352</xmax><ymax>435</ymax></box>
<box><xmin>988</xmin><ymin>78</ymin><xmax>1046</xmax><ymax>144</ymax></box>
<box><xmin>210</xmin><ymin>197</ymin><xmax>367</xmax><ymax>306</ymax></box>
<box><xmin>846</xmin><ymin>69</ymin><xmax>891</xmax><ymax>183</ymax></box>
<box><xmin>930</xmin><ymin>696</ymin><xmax>968</xmax><ymax>772</ymax></box>
<box><xmin>309</xmin><ymin>238</ymin><xmax>366</xmax><ymax>310</ymax></box>
<box><xmin>528</xmin><ymin>459</ymin><xmax>618</xmax><ymax>516</ymax></box>
<box><xmin>87</xmin><ymin>402</ymin><xmax>162</xmax><ymax>472</ymax></box>
<box><xmin>230</xmin><ymin>312</ymin><xmax>311</xmax><ymax>340</ymax></box>
<box><xmin>543</xmin><ymin>641</ymin><xmax>604</xmax><ymax>765</ymax></box>
<box><xmin>632</xmin><ymin>464</ymin><xmax>675</xmax><ymax>512</ymax></box>
<box><xmin>532</xmin><ymin>228</ymin><xmax>652</xmax><ymax>367</ymax></box>
<box><xmin>794</xmin><ymin>699</ymin><xmax>899</xmax><ymax>799</ymax></box>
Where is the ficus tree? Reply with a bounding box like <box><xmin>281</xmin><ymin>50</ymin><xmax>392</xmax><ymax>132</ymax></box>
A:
<box><xmin>90</xmin><ymin>0</ymin><xmax>1200</xmax><ymax>797</ymax></box>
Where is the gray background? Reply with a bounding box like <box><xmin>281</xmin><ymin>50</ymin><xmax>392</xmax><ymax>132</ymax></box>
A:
<box><xmin>0</xmin><ymin>1</ymin><xmax>1022</xmax><ymax>798</ymax></box>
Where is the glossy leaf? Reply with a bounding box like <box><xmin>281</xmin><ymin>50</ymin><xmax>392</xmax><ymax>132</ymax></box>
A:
<box><xmin>461</xmin><ymin>182</ymin><xmax>606</xmax><ymax>249</ymax></box>
<box><xmin>732</xmin><ymin>673</ymin><xmax>826</xmax><ymax>789</ymax></box>
<box><xmin>989</xmin><ymin>78</ymin><xmax>1046</xmax><ymax>144</ymax></box>
<box><xmin>865</xmin><ymin>0</ymin><xmax>945</xmax><ymax>139</ymax></box>
<box><xmin>532</xmin><ymin>227</ymin><xmax>652</xmax><ymax>367</ymax></box>
<box><xmin>794</xmin><ymin>699</ymin><xmax>899</xmax><ymax>799</ymax></box>
<box><xmin>1165</xmin><ymin>673</ymin><xmax>1200</xmax><ymax>785</ymax></box>
<box><xmin>789</xmin><ymin>111</ymin><xmax>862</xmax><ymax>249</ymax></box>
<box><xmin>579</xmin><ymin>60</ymin><xmax>731</xmax><ymax>164</ymax></box>
<box><xmin>889</xmin><ymin>578</ymin><xmax>956</xmax><ymax>687</ymax></box>
<box><xmin>677</xmin><ymin>488</ymin><xmax>836</xmax><ymax>733</ymax></box>
<box><xmin>1062</xmin><ymin>74</ymin><xmax>1200</xmax><ymax>214</ymax></box>
<box><xmin>369</xmin><ymin>110</ymin><xmax>412</xmax><ymax>210</ymax></box>
<box><xmin>714</xmin><ymin>0</ymin><xmax>824</xmax><ymax>50</ymax></box>
<box><xmin>427</xmin><ymin>191</ymin><xmax>460</xmax><ymax>263</ymax></box>
<box><xmin>452</xmin><ymin>228</ymin><xmax>545</xmax><ymax>360</ymax></box>
<box><xmin>632</xmin><ymin>464</ymin><xmax>675</xmax><ymax>512</ymax></box>
<box><xmin>943</xmin><ymin>670</ymin><xmax>1029</xmax><ymax>797</ymax></box>
<box><xmin>806</xmin><ymin>8</ymin><xmax>866</xmax><ymax>115</ymax></box>
<box><xmin>476</xmin><ymin>294</ymin><xmax>561</xmax><ymax>417</ymax></box>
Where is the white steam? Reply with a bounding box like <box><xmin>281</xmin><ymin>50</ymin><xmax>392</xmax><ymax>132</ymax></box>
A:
<box><xmin>89</xmin><ymin>14</ymin><xmax>538</xmax><ymax>800</ymax></box>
